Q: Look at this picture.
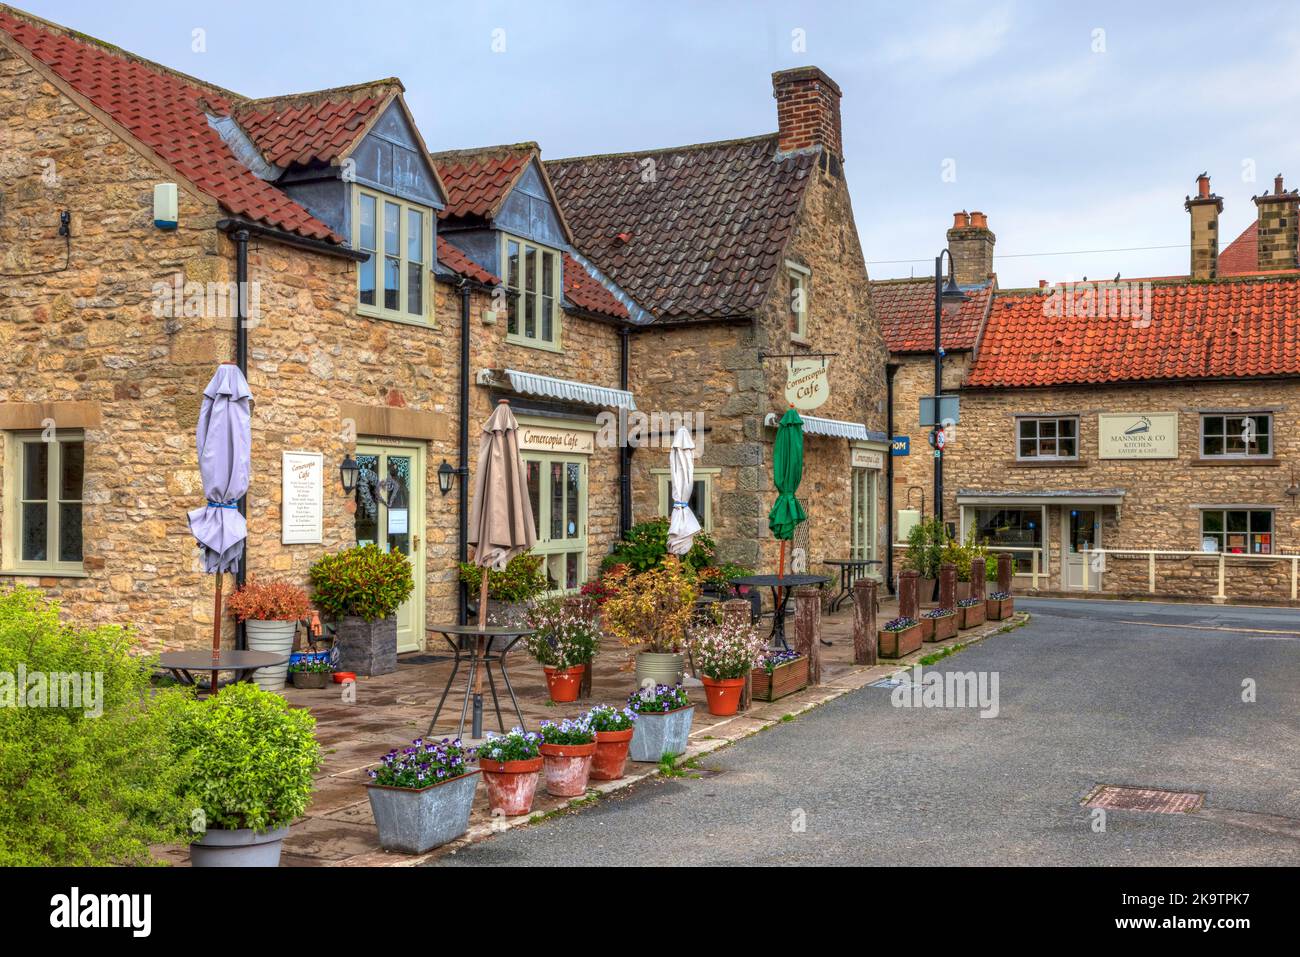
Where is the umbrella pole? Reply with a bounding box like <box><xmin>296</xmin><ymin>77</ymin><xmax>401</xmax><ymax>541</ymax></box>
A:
<box><xmin>473</xmin><ymin>570</ymin><xmax>490</xmax><ymax>739</ymax></box>
<box><xmin>211</xmin><ymin>573</ymin><xmax>223</xmax><ymax>694</ymax></box>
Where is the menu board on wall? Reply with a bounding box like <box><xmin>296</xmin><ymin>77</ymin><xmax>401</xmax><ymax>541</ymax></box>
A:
<box><xmin>281</xmin><ymin>451</ymin><xmax>324</xmax><ymax>545</ymax></box>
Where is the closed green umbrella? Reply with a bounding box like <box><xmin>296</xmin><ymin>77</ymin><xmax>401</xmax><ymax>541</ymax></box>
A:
<box><xmin>768</xmin><ymin>406</ymin><xmax>806</xmax><ymax>577</ymax></box>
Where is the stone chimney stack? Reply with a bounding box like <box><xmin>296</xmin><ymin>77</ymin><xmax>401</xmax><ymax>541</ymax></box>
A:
<box><xmin>945</xmin><ymin>210</ymin><xmax>996</xmax><ymax>285</ymax></box>
<box><xmin>1253</xmin><ymin>174</ymin><xmax>1300</xmax><ymax>272</ymax></box>
<box><xmin>1184</xmin><ymin>173</ymin><xmax>1223</xmax><ymax>280</ymax></box>
<box><xmin>772</xmin><ymin>66</ymin><xmax>843</xmax><ymax>163</ymax></box>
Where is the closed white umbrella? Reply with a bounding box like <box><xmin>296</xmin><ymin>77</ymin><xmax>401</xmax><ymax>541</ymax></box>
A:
<box><xmin>666</xmin><ymin>426</ymin><xmax>701</xmax><ymax>556</ymax></box>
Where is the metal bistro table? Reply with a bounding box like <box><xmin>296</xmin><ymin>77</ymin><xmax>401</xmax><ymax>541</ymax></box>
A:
<box><xmin>824</xmin><ymin>558</ymin><xmax>883</xmax><ymax>612</ymax></box>
<box><xmin>425</xmin><ymin>623</ymin><xmax>533</xmax><ymax>739</ymax></box>
<box><xmin>729</xmin><ymin>573</ymin><xmax>830</xmax><ymax>650</ymax></box>
<box><xmin>158</xmin><ymin>649</ymin><xmax>288</xmax><ymax>695</ymax></box>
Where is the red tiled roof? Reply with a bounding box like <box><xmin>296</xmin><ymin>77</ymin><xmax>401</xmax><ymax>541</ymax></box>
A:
<box><xmin>436</xmin><ymin>236</ymin><xmax>498</xmax><ymax>285</ymax></box>
<box><xmin>236</xmin><ymin>84</ymin><xmax>394</xmax><ymax>168</ymax></box>
<box><xmin>1218</xmin><ymin>221</ymin><xmax>1258</xmax><ymax>276</ymax></box>
<box><xmin>870</xmin><ymin>278</ymin><xmax>992</xmax><ymax>353</ymax></box>
<box><xmin>547</xmin><ymin>135</ymin><xmax>815</xmax><ymax>322</ymax></box>
<box><xmin>967</xmin><ymin>276</ymin><xmax>1300</xmax><ymax>388</ymax></box>
<box><xmin>431</xmin><ymin>145</ymin><xmax>534</xmax><ymax>221</ymax></box>
<box><xmin>563</xmin><ymin>254</ymin><xmax>628</xmax><ymax>320</ymax></box>
<box><xmin>0</xmin><ymin>8</ymin><xmax>341</xmax><ymax>243</ymax></box>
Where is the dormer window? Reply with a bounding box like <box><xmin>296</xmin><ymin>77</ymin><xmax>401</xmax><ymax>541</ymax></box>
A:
<box><xmin>503</xmin><ymin>234</ymin><xmax>561</xmax><ymax>350</ymax></box>
<box><xmin>354</xmin><ymin>187</ymin><xmax>432</xmax><ymax>323</ymax></box>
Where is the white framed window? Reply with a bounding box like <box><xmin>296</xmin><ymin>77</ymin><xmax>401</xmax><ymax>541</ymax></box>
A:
<box><xmin>524</xmin><ymin>454</ymin><xmax>587</xmax><ymax>590</ymax></box>
<box><xmin>1201</xmin><ymin>509</ymin><xmax>1273</xmax><ymax>554</ymax></box>
<box><xmin>1200</xmin><ymin>413</ymin><xmax>1272</xmax><ymax>459</ymax></box>
<box><xmin>654</xmin><ymin>467</ymin><xmax>716</xmax><ymax>533</ymax></box>
<box><xmin>786</xmin><ymin>260</ymin><xmax>810</xmax><ymax>340</ymax></box>
<box><xmin>353</xmin><ymin>186</ymin><xmax>433</xmax><ymax>323</ymax></box>
<box><xmin>850</xmin><ymin>467</ymin><xmax>877</xmax><ymax>561</ymax></box>
<box><xmin>1017</xmin><ymin>416</ymin><xmax>1078</xmax><ymax>460</ymax></box>
<box><xmin>503</xmin><ymin>234</ymin><xmax>561</xmax><ymax>350</ymax></box>
<box><xmin>4</xmin><ymin>432</ymin><xmax>84</xmax><ymax>574</ymax></box>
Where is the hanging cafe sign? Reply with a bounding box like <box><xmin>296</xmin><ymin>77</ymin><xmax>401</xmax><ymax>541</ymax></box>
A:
<box><xmin>762</xmin><ymin>351</ymin><xmax>834</xmax><ymax>412</ymax></box>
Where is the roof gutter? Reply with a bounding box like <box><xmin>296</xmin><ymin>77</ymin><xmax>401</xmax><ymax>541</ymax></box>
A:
<box><xmin>216</xmin><ymin>217</ymin><xmax>368</xmax><ymax>261</ymax></box>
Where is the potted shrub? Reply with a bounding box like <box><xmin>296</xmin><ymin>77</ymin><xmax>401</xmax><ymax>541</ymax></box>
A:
<box><xmin>601</xmin><ymin>556</ymin><xmax>699</xmax><ymax>687</ymax></box>
<box><xmin>902</xmin><ymin>517</ymin><xmax>947</xmax><ymax>600</ymax></box>
<box><xmin>751</xmin><ymin>648</ymin><xmax>808</xmax><ymax>702</ymax></box>
<box><xmin>878</xmin><ymin>615</ymin><xmax>922</xmax><ymax>659</ymax></box>
<box><xmin>225</xmin><ymin>578</ymin><xmax>310</xmax><ymax>692</ymax></box>
<box><xmin>309</xmin><ymin>544</ymin><xmax>413</xmax><ymax>677</ymax></box>
<box><xmin>365</xmin><ymin>737</ymin><xmax>478</xmax><ymax>854</ymax></box>
<box><xmin>689</xmin><ymin>617</ymin><xmax>767</xmax><ymax>716</ymax></box>
<box><xmin>601</xmin><ymin>517</ymin><xmax>716</xmax><ymax>575</ymax></box>
<box><xmin>458</xmin><ymin>553</ymin><xmax>547</xmax><ymax>628</ymax></box>
<box><xmin>538</xmin><ymin>717</ymin><xmax>597</xmax><ymax>797</ymax></box>
<box><xmin>525</xmin><ymin>597</ymin><xmax>600</xmax><ymax>703</ymax></box>
<box><xmin>477</xmin><ymin>728</ymin><xmax>543</xmax><ymax>817</ymax></box>
<box><xmin>585</xmin><ymin>704</ymin><xmax>638</xmax><ymax>781</ymax></box>
<box><xmin>987</xmin><ymin>590</ymin><xmax>1014</xmax><ymax>620</ymax></box>
<box><xmin>957</xmin><ymin>596</ymin><xmax>987</xmax><ymax>629</ymax></box>
<box><xmin>627</xmin><ymin>684</ymin><xmax>694</xmax><ymax>763</ymax></box>
<box><xmin>921</xmin><ymin>607</ymin><xmax>957</xmax><ymax>643</ymax></box>
<box><xmin>288</xmin><ymin>658</ymin><xmax>331</xmax><ymax>689</ymax></box>
<box><xmin>171</xmin><ymin>682</ymin><xmax>320</xmax><ymax>867</ymax></box>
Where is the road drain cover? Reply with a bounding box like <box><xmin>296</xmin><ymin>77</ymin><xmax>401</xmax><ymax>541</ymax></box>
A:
<box><xmin>1084</xmin><ymin>785</ymin><xmax>1204</xmax><ymax>814</ymax></box>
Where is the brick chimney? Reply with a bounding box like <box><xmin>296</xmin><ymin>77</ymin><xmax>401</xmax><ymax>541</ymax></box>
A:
<box><xmin>1184</xmin><ymin>173</ymin><xmax>1223</xmax><ymax>280</ymax></box>
<box><xmin>772</xmin><ymin>66</ymin><xmax>843</xmax><ymax>162</ymax></box>
<box><xmin>945</xmin><ymin>211</ymin><xmax>996</xmax><ymax>285</ymax></box>
<box><xmin>1253</xmin><ymin>174</ymin><xmax>1300</xmax><ymax>272</ymax></box>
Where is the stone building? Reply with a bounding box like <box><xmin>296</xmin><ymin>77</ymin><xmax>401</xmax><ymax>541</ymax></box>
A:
<box><xmin>547</xmin><ymin>67</ymin><xmax>890</xmax><ymax>575</ymax></box>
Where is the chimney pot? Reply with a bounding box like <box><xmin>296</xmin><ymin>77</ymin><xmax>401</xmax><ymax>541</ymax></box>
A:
<box><xmin>969</xmin><ymin>211</ymin><xmax>988</xmax><ymax>229</ymax></box>
<box><xmin>1276</xmin><ymin>174</ymin><xmax>1286</xmax><ymax>195</ymax></box>
<box><xmin>946</xmin><ymin>210</ymin><xmax>996</xmax><ymax>285</ymax></box>
<box><xmin>952</xmin><ymin>211</ymin><xmax>969</xmax><ymax>229</ymax></box>
<box><xmin>1197</xmin><ymin>173</ymin><xmax>1211</xmax><ymax>199</ymax></box>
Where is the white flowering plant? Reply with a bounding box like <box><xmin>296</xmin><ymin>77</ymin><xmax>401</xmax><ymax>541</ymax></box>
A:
<box><xmin>688</xmin><ymin>618</ymin><xmax>768</xmax><ymax>680</ymax></box>
<box><xmin>525</xmin><ymin>597</ymin><xmax>601</xmax><ymax>670</ymax></box>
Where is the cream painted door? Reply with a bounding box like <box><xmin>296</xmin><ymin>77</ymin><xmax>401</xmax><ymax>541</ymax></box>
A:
<box><xmin>353</xmin><ymin>441</ymin><xmax>425</xmax><ymax>652</ymax></box>
<box><xmin>1063</xmin><ymin>507</ymin><xmax>1101</xmax><ymax>591</ymax></box>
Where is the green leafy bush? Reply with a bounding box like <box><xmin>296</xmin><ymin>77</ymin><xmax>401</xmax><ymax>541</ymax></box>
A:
<box><xmin>601</xmin><ymin>518</ymin><xmax>716</xmax><ymax>574</ymax></box>
<box><xmin>310</xmin><ymin>544</ymin><xmax>413</xmax><ymax>621</ymax></box>
<box><xmin>171</xmin><ymin>681</ymin><xmax>320</xmax><ymax>833</ymax></box>
<box><xmin>457</xmin><ymin>552</ymin><xmax>547</xmax><ymax>603</ymax></box>
<box><xmin>901</xmin><ymin>517</ymin><xmax>949</xmax><ymax>579</ymax></box>
<box><xmin>0</xmin><ymin>586</ymin><xmax>193</xmax><ymax>866</ymax></box>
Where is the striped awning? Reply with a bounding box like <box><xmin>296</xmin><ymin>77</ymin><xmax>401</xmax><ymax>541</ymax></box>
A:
<box><xmin>763</xmin><ymin>412</ymin><xmax>882</xmax><ymax>442</ymax></box>
<box><xmin>481</xmin><ymin>368</ymin><xmax>637</xmax><ymax>410</ymax></box>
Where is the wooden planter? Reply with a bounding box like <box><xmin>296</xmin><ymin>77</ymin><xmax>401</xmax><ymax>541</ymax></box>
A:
<box><xmin>751</xmin><ymin>655</ymin><xmax>809</xmax><ymax>702</ymax></box>
<box><xmin>958</xmin><ymin>602</ymin><xmax>987</xmax><ymax>629</ymax></box>
<box><xmin>922</xmin><ymin>612</ymin><xmax>957</xmax><ymax>642</ymax></box>
<box><xmin>878</xmin><ymin>623</ymin><xmax>923</xmax><ymax>659</ymax></box>
<box><xmin>918</xmin><ymin>615</ymin><xmax>935</xmax><ymax>642</ymax></box>
<box><xmin>986</xmin><ymin>596</ymin><xmax>1014</xmax><ymax>620</ymax></box>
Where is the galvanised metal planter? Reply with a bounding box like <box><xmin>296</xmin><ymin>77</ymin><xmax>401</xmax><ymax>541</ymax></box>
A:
<box><xmin>189</xmin><ymin>825</ymin><xmax>289</xmax><ymax>867</ymax></box>
<box><xmin>366</xmin><ymin>771</ymin><xmax>479</xmax><ymax>855</ymax></box>
<box><xmin>628</xmin><ymin>705</ymin><xmax>694</xmax><ymax>762</ymax></box>
<box><xmin>244</xmin><ymin>619</ymin><xmax>297</xmax><ymax>692</ymax></box>
<box><xmin>539</xmin><ymin>742</ymin><xmax>596</xmax><ymax>797</ymax></box>
<box><xmin>635</xmin><ymin>652</ymin><xmax>684</xmax><ymax>688</ymax></box>
<box><xmin>480</xmin><ymin>757</ymin><xmax>543</xmax><ymax>816</ymax></box>
<box><xmin>591</xmin><ymin>729</ymin><xmax>634</xmax><ymax>781</ymax></box>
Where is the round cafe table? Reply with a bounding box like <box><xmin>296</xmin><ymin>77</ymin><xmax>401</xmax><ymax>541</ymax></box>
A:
<box><xmin>158</xmin><ymin>649</ymin><xmax>288</xmax><ymax>695</ymax></box>
<box><xmin>728</xmin><ymin>573</ymin><xmax>830</xmax><ymax>650</ymax></box>
<box><xmin>424</xmin><ymin>623</ymin><xmax>533</xmax><ymax>739</ymax></box>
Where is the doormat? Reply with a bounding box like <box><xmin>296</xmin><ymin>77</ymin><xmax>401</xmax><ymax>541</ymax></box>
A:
<box><xmin>1083</xmin><ymin>785</ymin><xmax>1204</xmax><ymax>814</ymax></box>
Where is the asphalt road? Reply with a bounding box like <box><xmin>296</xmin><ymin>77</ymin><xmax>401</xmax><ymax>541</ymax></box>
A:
<box><xmin>434</xmin><ymin>598</ymin><xmax>1300</xmax><ymax>866</ymax></box>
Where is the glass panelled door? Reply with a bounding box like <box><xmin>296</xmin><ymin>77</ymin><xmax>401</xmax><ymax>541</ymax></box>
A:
<box><xmin>353</xmin><ymin>442</ymin><xmax>425</xmax><ymax>652</ymax></box>
<box><xmin>850</xmin><ymin>467</ymin><xmax>878</xmax><ymax>561</ymax></box>
<box><xmin>1063</xmin><ymin>507</ymin><xmax>1101</xmax><ymax>591</ymax></box>
<box><xmin>523</xmin><ymin>454</ymin><xmax>587</xmax><ymax>591</ymax></box>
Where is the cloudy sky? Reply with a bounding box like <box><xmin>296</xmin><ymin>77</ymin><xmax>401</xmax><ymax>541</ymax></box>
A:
<box><xmin>20</xmin><ymin>0</ymin><xmax>1300</xmax><ymax>287</ymax></box>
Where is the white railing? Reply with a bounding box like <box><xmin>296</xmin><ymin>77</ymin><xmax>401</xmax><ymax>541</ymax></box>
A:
<box><xmin>892</xmin><ymin>544</ymin><xmax>1048</xmax><ymax>590</ymax></box>
<box><xmin>1079</xmin><ymin>548</ymin><xmax>1300</xmax><ymax>602</ymax></box>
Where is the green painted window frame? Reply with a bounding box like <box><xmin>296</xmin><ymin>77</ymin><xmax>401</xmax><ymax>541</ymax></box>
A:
<box><xmin>653</xmin><ymin>467</ymin><xmax>717</xmax><ymax>534</ymax></box>
<box><xmin>502</xmin><ymin>232</ymin><xmax>562</xmax><ymax>351</ymax></box>
<box><xmin>352</xmin><ymin>185</ymin><xmax>434</xmax><ymax>325</ymax></box>
<box><xmin>522</xmin><ymin>452</ymin><xmax>588</xmax><ymax>591</ymax></box>
<box><xmin>850</xmin><ymin>466</ymin><xmax>877</xmax><ymax>561</ymax></box>
<box><xmin>3</xmin><ymin>431</ymin><xmax>85</xmax><ymax>575</ymax></box>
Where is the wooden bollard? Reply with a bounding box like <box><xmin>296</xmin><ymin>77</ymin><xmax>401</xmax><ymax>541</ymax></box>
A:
<box><xmin>722</xmin><ymin>599</ymin><xmax>753</xmax><ymax>710</ymax></box>
<box><xmin>997</xmin><ymin>552</ymin><xmax>1013</xmax><ymax>593</ymax></box>
<box><xmin>938</xmin><ymin>562</ymin><xmax>956</xmax><ymax>611</ymax></box>
<box><xmin>970</xmin><ymin>557</ymin><xmax>987</xmax><ymax>601</ymax></box>
<box><xmin>898</xmin><ymin>569</ymin><xmax>919</xmax><ymax>621</ymax></box>
<box><xmin>852</xmin><ymin>577</ymin><xmax>877</xmax><ymax>666</ymax></box>
<box><xmin>794</xmin><ymin>587</ymin><xmax>822</xmax><ymax>685</ymax></box>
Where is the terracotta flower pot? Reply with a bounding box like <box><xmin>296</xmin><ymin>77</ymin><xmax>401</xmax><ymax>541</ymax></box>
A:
<box><xmin>539</xmin><ymin>741</ymin><xmax>596</xmax><ymax>797</ymax></box>
<box><xmin>591</xmin><ymin>729</ymin><xmax>634</xmax><ymax>781</ymax></box>
<box><xmin>543</xmin><ymin>665</ymin><xmax>585</xmax><ymax>703</ymax></box>
<box><xmin>479</xmin><ymin>757</ymin><xmax>543</xmax><ymax>816</ymax></box>
<box><xmin>700</xmin><ymin>675</ymin><xmax>745</xmax><ymax>716</ymax></box>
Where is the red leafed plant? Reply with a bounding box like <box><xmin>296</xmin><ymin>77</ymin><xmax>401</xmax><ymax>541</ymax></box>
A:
<box><xmin>225</xmin><ymin>578</ymin><xmax>312</xmax><ymax>622</ymax></box>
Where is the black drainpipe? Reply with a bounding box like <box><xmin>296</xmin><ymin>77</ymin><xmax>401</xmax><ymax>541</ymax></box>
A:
<box><xmin>457</xmin><ymin>280</ymin><xmax>472</xmax><ymax>625</ymax></box>
<box><xmin>885</xmin><ymin>361</ymin><xmax>899</xmax><ymax>595</ymax></box>
<box><xmin>618</xmin><ymin>325</ymin><xmax>632</xmax><ymax>537</ymax></box>
<box><xmin>234</xmin><ymin>229</ymin><xmax>250</xmax><ymax>648</ymax></box>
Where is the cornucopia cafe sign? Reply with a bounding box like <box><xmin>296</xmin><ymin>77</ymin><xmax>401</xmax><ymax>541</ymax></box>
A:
<box><xmin>784</xmin><ymin>358</ymin><xmax>830</xmax><ymax>412</ymax></box>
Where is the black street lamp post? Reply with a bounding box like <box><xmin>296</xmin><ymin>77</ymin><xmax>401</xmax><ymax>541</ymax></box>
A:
<box><xmin>933</xmin><ymin>250</ymin><xmax>968</xmax><ymax>529</ymax></box>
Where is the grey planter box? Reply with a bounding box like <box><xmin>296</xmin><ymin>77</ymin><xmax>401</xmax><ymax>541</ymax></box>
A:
<box><xmin>629</xmin><ymin>706</ymin><xmax>694</xmax><ymax>762</ymax></box>
<box><xmin>189</xmin><ymin>825</ymin><xmax>289</xmax><ymax>867</ymax></box>
<box><xmin>367</xmin><ymin>771</ymin><xmax>479</xmax><ymax>854</ymax></box>
<box><xmin>337</xmin><ymin>615</ymin><xmax>397</xmax><ymax>677</ymax></box>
